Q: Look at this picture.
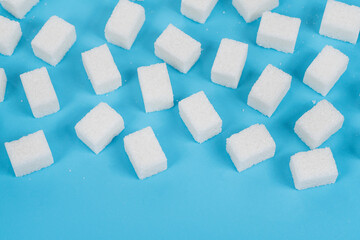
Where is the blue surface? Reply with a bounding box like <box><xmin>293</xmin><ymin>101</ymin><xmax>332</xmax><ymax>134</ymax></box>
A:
<box><xmin>1</xmin><ymin>0</ymin><xmax>360</xmax><ymax>239</ymax></box>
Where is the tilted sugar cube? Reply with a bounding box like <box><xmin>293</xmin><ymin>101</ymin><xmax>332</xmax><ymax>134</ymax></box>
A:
<box><xmin>256</xmin><ymin>11</ymin><xmax>301</xmax><ymax>53</ymax></box>
<box><xmin>211</xmin><ymin>38</ymin><xmax>248</xmax><ymax>89</ymax></box>
<box><xmin>179</xmin><ymin>91</ymin><xmax>222</xmax><ymax>143</ymax></box>
<box><xmin>290</xmin><ymin>147</ymin><xmax>338</xmax><ymax>190</ymax></box>
<box><xmin>75</xmin><ymin>102</ymin><xmax>124</xmax><ymax>154</ymax></box>
<box><xmin>304</xmin><ymin>45</ymin><xmax>348</xmax><ymax>96</ymax></box>
<box><xmin>0</xmin><ymin>0</ymin><xmax>39</xmax><ymax>19</ymax></box>
<box><xmin>0</xmin><ymin>15</ymin><xmax>22</xmax><ymax>56</ymax></box>
<box><xmin>180</xmin><ymin>0</ymin><xmax>218</xmax><ymax>24</ymax></box>
<box><xmin>0</xmin><ymin>68</ymin><xmax>7</xmax><ymax>103</ymax></box>
<box><xmin>232</xmin><ymin>0</ymin><xmax>279</xmax><ymax>23</ymax></box>
<box><xmin>154</xmin><ymin>24</ymin><xmax>201</xmax><ymax>74</ymax></box>
<box><xmin>137</xmin><ymin>63</ymin><xmax>174</xmax><ymax>113</ymax></box>
<box><xmin>248</xmin><ymin>64</ymin><xmax>292</xmax><ymax>117</ymax></box>
<box><xmin>20</xmin><ymin>67</ymin><xmax>60</xmax><ymax>118</ymax></box>
<box><xmin>124</xmin><ymin>126</ymin><xmax>167</xmax><ymax>180</ymax></box>
<box><xmin>31</xmin><ymin>16</ymin><xmax>76</xmax><ymax>66</ymax></box>
<box><xmin>105</xmin><ymin>0</ymin><xmax>145</xmax><ymax>50</ymax></box>
<box><xmin>226</xmin><ymin>124</ymin><xmax>276</xmax><ymax>172</ymax></box>
<box><xmin>81</xmin><ymin>44</ymin><xmax>122</xmax><ymax>95</ymax></box>
<box><xmin>294</xmin><ymin>100</ymin><xmax>344</xmax><ymax>149</ymax></box>
<box><xmin>5</xmin><ymin>130</ymin><xmax>54</xmax><ymax>177</ymax></box>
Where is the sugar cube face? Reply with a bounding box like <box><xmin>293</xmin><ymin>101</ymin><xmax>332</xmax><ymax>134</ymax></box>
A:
<box><xmin>0</xmin><ymin>0</ymin><xmax>39</xmax><ymax>19</ymax></box>
<box><xmin>137</xmin><ymin>63</ymin><xmax>174</xmax><ymax>113</ymax></box>
<box><xmin>5</xmin><ymin>130</ymin><xmax>54</xmax><ymax>177</ymax></box>
<box><xmin>179</xmin><ymin>91</ymin><xmax>222</xmax><ymax>143</ymax></box>
<box><xmin>81</xmin><ymin>44</ymin><xmax>122</xmax><ymax>95</ymax></box>
<box><xmin>31</xmin><ymin>16</ymin><xmax>76</xmax><ymax>66</ymax></box>
<box><xmin>248</xmin><ymin>64</ymin><xmax>292</xmax><ymax>117</ymax></box>
<box><xmin>0</xmin><ymin>68</ymin><xmax>7</xmax><ymax>103</ymax></box>
<box><xmin>226</xmin><ymin>124</ymin><xmax>276</xmax><ymax>172</ymax></box>
<box><xmin>319</xmin><ymin>0</ymin><xmax>360</xmax><ymax>44</ymax></box>
<box><xmin>124</xmin><ymin>127</ymin><xmax>167</xmax><ymax>180</ymax></box>
<box><xmin>290</xmin><ymin>148</ymin><xmax>338</xmax><ymax>190</ymax></box>
<box><xmin>211</xmin><ymin>38</ymin><xmax>248</xmax><ymax>89</ymax></box>
<box><xmin>295</xmin><ymin>100</ymin><xmax>344</xmax><ymax>149</ymax></box>
<box><xmin>232</xmin><ymin>0</ymin><xmax>279</xmax><ymax>23</ymax></box>
<box><xmin>105</xmin><ymin>0</ymin><xmax>145</xmax><ymax>50</ymax></box>
<box><xmin>256</xmin><ymin>11</ymin><xmax>301</xmax><ymax>53</ymax></box>
<box><xmin>0</xmin><ymin>16</ymin><xmax>22</xmax><ymax>56</ymax></box>
<box><xmin>180</xmin><ymin>0</ymin><xmax>218</xmax><ymax>24</ymax></box>
<box><xmin>20</xmin><ymin>67</ymin><xmax>60</xmax><ymax>118</ymax></box>
<box><xmin>154</xmin><ymin>24</ymin><xmax>202</xmax><ymax>74</ymax></box>
<box><xmin>75</xmin><ymin>102</ymin><xmax>124</xmax><ymax>154</ymax></box>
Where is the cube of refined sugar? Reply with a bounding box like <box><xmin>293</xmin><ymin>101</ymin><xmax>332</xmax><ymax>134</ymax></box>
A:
<box><xmin>247</xmin><ymin>64</ymin><xmax>292</xmax><ymax>117</ymax></box>
<box><xmin>20</xmin><ymin>67</ymin><xmax>60</xmax><ymax>118</ymax></box>
<box><xmin>137</xmin><ymin>63</ymin><xmax>174</xmax><ymax>113</ymax></box>
<box><xmin>180</xmin><ymin>0</ymin><xmax>218</xmax><ymax>24</ymax></box>
<box><xmin>81</xmin><ymin>44</ymin><xmax>122</xmax><ymax>95</ymax></box>
<box><xmin>75</xmin><ymin>102</ymin><xmax>124</xmax><ymax>154</ymax></box>
<box><xmin>304</xmin><ymin>45</ymin><xmax>349</xmax><ymax>96</ymax></box>
<box><xmin>0</xmin><ymin>0</ymin><xmax>39</xmax><ymax>19</ymax></box>
<box><xmin>31</xmin><ymin>16</ymin><xmax>76</xmax><ymax>66</ymax></box>
<box><xmin>0</xmin><ymin>15</ymin><xmax>22</xmax><ymax>56</ymax></box>
<box><xmin>124</xmin><ymin>127</ymin><xmax>167</xmax><ymax>179</ymax></box>
<box><xmin>211</xmin><ymin>38</ymin><xmax>248</xmax><ymax>89</ymax></box>
<box><xmin>0</xmin><ymin>68</ymin><xmax>6</xmax><ymax>103</ymax></box>
<box><xmin>226</xmin><ymin>124</ymin><xmax>276</xmax><ymax>172</ymax></box>
<box><xmin>154</xmin><ymin>24</ymin><xmax>201</xmax><ymax>73</ymax></box>
<box><xmin>232</xmin><ymin>0</ymin><xmax>279</xmax><ymax>23</ymax></box>
<box><xmin>256</xmin><ymin>11</ymin><xmax>301</xmax><ymax>53</ymax></box>
<box><xmin>179</xmin><ymin>91</ymin><xmax>222</xmax><ymax>143</ymax></box>
<box><xmin>105</xmin><ymin>0</ymin><xmax>145</xmax><ymax>50</ymax></box>
<box><xmin>295</xmin><ymin>100</ymin><xmax>344</xmax><ymax>149</ymax></box>
<box><xmin>290</xmin><ymin>148</ymin><xmax>338</xmax><ymax>190</ymax></box>
<box><xmin>5</xmin><ymin>130</ymin><xmax>54</xmax><ymax>177</ymax></box>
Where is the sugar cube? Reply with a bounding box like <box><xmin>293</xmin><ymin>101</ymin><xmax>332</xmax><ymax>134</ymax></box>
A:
<box><xmin>0</xmin><ymin>15</ymin><xmax>22</xmax><ymax>56</ymax></box>
<box><xmin>31</xmin><ymin>16</ymin><xmax>76</xmax><ymax>66</ymax></box>
<box><xmin>0</xmin><ymin>68</ymin><xmax>6</xmax><ymax>103</ymax></box>
<box><xmin>179</xmin><ymin>91</ymin><xmax>222</xmax><ymax>143</ymax></box>
<box><xmin>20</xmin><ymin>67</ymin><xmax>60</xmax><ymax>118</ymax></box>
<box><xmin>75</xmin><ymin>102</ymin><xmax>124</xmax><ymax>154</ymax></box>
<box><xmin>81</xmin><ymin>44</ymin><xmax>122</xmax><ymax>95</ymax></box>
<box><xmin>290</xmin><ymin>147</ymin><xmax>338</xmax><ymax>190</ymax></box>
<box><xmin>295</xmin><ymin>100</ymin><xmax>344</xmax><ymax>149</ymax></box>
<box><xmin>124</xmin><ymin>127</ymin><xmax>167</xmax><ymax>180</ymax></box>
<box><xmin>232</xmin><ymin>0</ymin><xmax>279</xmax><ymax>23</ymax></box>
<box><xmin>0</xmin><ymin>0</ymin><xmax>39</xmax><ymax>19</ymax></box>
<box><xmin>180</xmin><ymin>0</ymin><xmax>218</xmax><ymax>24</ymax></box>
<box><xmin>105</xmin><ymin>0</ymin><xmax>145</xmax><ymax>50</ymax></box>
<box><xmin>137</xmin><ymin>63</ymin><xmax>174</xmax><ymax>113</ymax></box>
<box><xmin>211</xmin><ymin>38</ymin><xmax>248</xmax><ymax>89</ymax></box>
<box><xmin>226</xmin><ymin>124</ymin><xmax>276</xmax><ymax>172</ymax></box>
<box><xmin>248</xmin><ymin>64</ymin><xmax>292</xmax><ymax>117</ymax></box>
<box><xmin>256</xmin><ymin>11</ymin><xmax>301</xmax><ymax>53</ymax></box>
<box><xmin>5</xmin><ymin>130</ymin><xmax>54</xmax><ymax>177</ymax></box>
<box><xmin>154</xmin><ymin>24</ymin><xmax>201</xmax><ymax>74</ymax></box>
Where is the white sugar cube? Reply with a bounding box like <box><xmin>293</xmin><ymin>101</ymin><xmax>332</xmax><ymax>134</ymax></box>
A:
<box><xmin>20</xmin><ymin>67</ymin><xmax>60</xmax><ymax>118</ymax></box>
<box><xmin>179</xmin><ymin>91</ymin><xmax>222</xmax><ymax>143</ymax></box>
<box><xmin>232</xmin><ymin>0</ymin><xmax>279</xmax><ymax>23</ymax></box>
<box><xmin>5</xmin><ymin>130</ymin><xmax>54</xmax><ymax>177</ymax></box>
<box><xmin>0</xmin><ymin>68</ymin><xmax>7</xmax><ymax>103</ymax></box>
<box><xmin>256</xmin><ymin>11</ymin><xmax>301</xmax><ymax>53</ymax></box>
<box><xmin>105</xmin><ymin>0</ymin><xmax>145</xmax><ymax>50</ymax></box>
<box><xmin>124</xmin><ymin>127</ymin><xmax>167</xmax><ymax>180</ymax></box>
<box><xmin>248</xmin><ymin>64</ymin><xmax>292</xmax><ymax>117</ymax></box>
<box><xmin>81</xmin><ymin>44</ymin><xmax>122</xmax><ymax>95</ymax></box>
<box><xmin>31</xmin><ymin>16</ymin><xmax>76</xmax><ymax>66</ymax></box>
<box><xmin>290</xmin><ymin>148</ymin><xmax>338</xmax><ymax>190</ymax></box>
<box><xmin>0</xmin><ymin>15</ymin><xmax>22</xmax><ymax>56</ymax></box>
<box><xmin>0</xmin><ymin>0</ymin><xmax>39</xmax><ymax>19</ymax></box>
<box><xmin>75</xmin><ymin>102</ymin><xmax>124</xmax><ymax>154</ymax></box>
<box><xmin>304</xmin><ymin>45</ymin><xmax>348</xmax><ymax>96</ymax></box>
<box><xmin>154</xmin><ymin>24</ymin><xmax>201</xmax><ymax>74</ymax></box>
<box><xmin>226</xmin><ymin>124</ymin><xmax>276</xmax><ymax>172</ymax></box>
<box><xmin>295</xmin><ymin>100</ymin><xmax>344</xmax><ymax>149</ymax></box>
<box><xmin>137</xmin><ymin>63</ymin><xmax>174</xmax><ymax>113</ymax></box>
<box><xmin>211</xmin><ymin>38</ymin><xmax>248</xmax><ymax>89</ymax></box>
<box><xmin>180</xmin><ymin>0</ymin><xmax>218</xmax><ymax>24</ymax></box>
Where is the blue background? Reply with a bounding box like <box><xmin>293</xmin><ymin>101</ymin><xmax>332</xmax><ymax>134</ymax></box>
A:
<box><xmin>1</xmin><ymin>0</ymin><xmax>360</xmax><ymax>239</ymax></box>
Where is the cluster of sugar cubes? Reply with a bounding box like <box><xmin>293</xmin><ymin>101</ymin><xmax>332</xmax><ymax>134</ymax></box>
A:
<box><xmin>232</xmin><ymin>0</ymin><xmax>279</xmax><ymax>23</ymax></box>
<box><xmin>0</xmin><ymin>68</ymin><xmax>6</xmax><ymax>103</ymax></box>
<box><xmin>180</xmin><ymin>0</ymin><xmax>218</xmax><ymax>23</ymax></box>
<box><xmin>0</xmin><ymin>0</ymin><xmax>39</xmax><ymax>19</ymax></box>
<box><xmin>0</xmin><ymin>15</ymin><xmax>22</xmax><ymax>56</ymax></box>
